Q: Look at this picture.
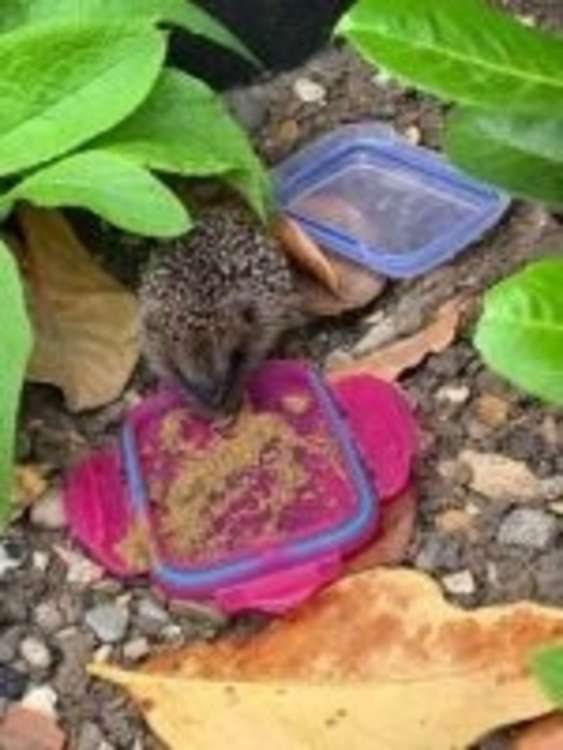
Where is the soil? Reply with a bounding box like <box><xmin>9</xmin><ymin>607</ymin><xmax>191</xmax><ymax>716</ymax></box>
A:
<box><xmin>3</xmin><ymin>2</ymin><xmax>563</xmax><ymax>749</ymax></box>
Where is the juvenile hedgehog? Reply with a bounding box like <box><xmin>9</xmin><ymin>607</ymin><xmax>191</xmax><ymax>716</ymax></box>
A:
<box><xmin>139</xmin><ymin>206</ymin><xmax>307</xmax><ymax>415</ymax></box>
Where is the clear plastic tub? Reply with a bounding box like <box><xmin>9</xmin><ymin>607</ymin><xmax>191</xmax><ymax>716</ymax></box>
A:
<box><xmin>274</xmin><ymin>123</ymin><xmax>510</xmax><ymax>278</ymax></box>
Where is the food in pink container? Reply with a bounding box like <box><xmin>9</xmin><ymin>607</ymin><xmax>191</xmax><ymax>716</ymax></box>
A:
<box><xmin>65</xmin><ymin>360</ymin><xmax>416</xmax><ymax>613</ymax></box>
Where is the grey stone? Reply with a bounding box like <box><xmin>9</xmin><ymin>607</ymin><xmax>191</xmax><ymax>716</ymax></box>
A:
<box><xmin>19</xmin><ymin>636</ymin><xmax>52</xmax><ymax>670</ymax></box>
<box><xmin>497</xmin><ymin>508</ymin><xmax>559</xmax><ymax>549</ymax></box>
<box><xmin>415</xmin><ymin>535</ymin><xmax>464</xmax><ymax>572</ymax></box>
<box><xmin>224</xmin><ymin>86</ymin><xmax>268</xmax><ymax>132</ymax></box>
<box><xmin>536</xmin><ymin>550</ymin><xmax>563</xmax><ymax>604</ymax></box>
<box><xmin>122</xmin><ymin>637</ymin><xmax>150</xmax><ymax>662</ymax></box>
<box><xmin>77</xmin><ymin>721</ymin><xmax>107</xmax><ymax>750</ymax></box>
<box><xmin>34</xmin><ymin>601</ymin><xmax>65</xmax><ymax>634</ymax></box>
<box><xmin>135</xmin><ymin>598</ymin><xmax>169</xmax><ymax>636</ymax></box>
<box><xmin>0</xmin><ymin>542</ymin><xmax>24</xmax><ymax>577</ymax></box>
<box><xmin>85</xmin><ymin>604</ymin><xmax>129</xmax><ymax>643</ymax></box>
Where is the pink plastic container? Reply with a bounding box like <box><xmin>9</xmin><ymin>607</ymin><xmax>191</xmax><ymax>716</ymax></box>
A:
<box><xmin>65</xmin><ymin>361</ymin><xmax>416</xmax><ymax>613</ymax></box>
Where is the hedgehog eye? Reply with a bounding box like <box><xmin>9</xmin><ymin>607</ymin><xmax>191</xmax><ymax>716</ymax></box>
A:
<box><xmin>240</xmin><ymin>304</ymin><xmax>256</xmax><ymax>326</ymax></box>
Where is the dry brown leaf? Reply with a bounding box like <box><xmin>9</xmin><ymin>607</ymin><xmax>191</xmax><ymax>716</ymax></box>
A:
<box><xmin>13</xmin><ymin>464</ymin><xmax>49</xmax><ymax>512</ymax></box>
<box><xmin>345</xmin><ymin>488</ymin><xmax>416</xmax><ymax>573</ymax></box>
<box><xmin>513</xmin><ymin>714</ymin><xmax>563</xmax><ymax>750</ymax></box>
<box><xmin>295</xmin><ymin>253</ymin><xmax>386</xmax><ymax>317</ymax></box>
<box><xmin>17</xmin><ymin>206</ymin><xmax>139</xmax><ymax>411</ymax></box>
<box><xmin>330</xmin><ymin>296</ymin><xmax>470</xmax><ymax>380</ymax></box>
<box><xmin>91</xmin><ymin>568</ymin><xmax>563</xmax><ymax>750</ymax></box>
<box><xmin>272</xmin><ymin>215</ymin><xmax>340</xmax><ymax>295</ymax></box>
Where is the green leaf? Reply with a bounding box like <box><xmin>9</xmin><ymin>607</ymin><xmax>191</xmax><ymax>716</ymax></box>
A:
<box><xmin>474</xmin><ymin>258</ymin><xmax>563</xmax><ymax>404</ymax></box>
<box><xmin>338</xmin><ymin>0</ymin><xmax>563</xmax><ymax>116</ymax></box>
<box><xmin>531</xmin><ymin>646</ymin><xmax>563</xmax><ymax>706</ymax></box>
<box><xmin>0</xmin><ymin>0</ymin><xmax>258</xmax><ymax>64</ymax></box>
<box><xmin>0</xmin><ymin>19</ymin><xmax>165</xmax><ymax>176</ymax></box>
<box><xmin>91</xmin><ymin>68</ymin><xmax>272</xmax><ymax>219</ymax></box>
<box><xmin>7</xmin><ymin>150</ymin><xmax>191</xmax><ymax>237</ymax></box>
<box><xmin>0</xmin><ymin>244</ymin><xmax>31</xmax><ymax>525</ymax></box>
<box><xmin>446</xmin><ymin>108</ymin><xmax>563</xmax><ymax>207</ymax></box>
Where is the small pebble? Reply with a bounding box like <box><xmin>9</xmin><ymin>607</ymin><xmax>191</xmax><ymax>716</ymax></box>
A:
<box><xmin>541</xmin><ymin>476</ymin><xmax>563</xmax><ymax>501</ymax></box>
<box><xmin>93</xmin><ymin>645</ymin><xmax>112</xmax><ymax>663</ymax></box>
<box><xmin>123</xmin><ymin>638</ymin><xmax>150</xmax><ymax>662</ymax></box>
<box><xmin>475</xmin><ymin>394</ymin><xmax>509</xmax><ymax>428</ymax></box>
<box><xmin>497</xmin><ymin>508</ymin><xmax>559</xmax><ymax>549</ymax></box>
<box><xmin>293</xmin><ymin>77</ymin><xmax>326</xmax><ymax>103</ymax></box>
<box><xmin>441</xmin><ymin>570</ymin><xmax>476</xmax><ymax>596</ymax></box>
<box><xmin>85</xmin><ymin>604</ymin><xmax>129</xmax><ymax>643</ymax></box>
<box><xmin>435</xmin><ymin>385</ymin><xmax>470</xmax><ymax>405</ymax></box>
<box><xmin>161</xmin><ymin>624</ymin><xmax>183</xmax><ymax>642</ymax></box>
<box><xmin>550</xmin><ymin>501</ymin><xmax>563</xmax><ymax>516</ymax></box>
<box><xmin>0</xmin><ymin>543</ymin><xmax>24</xmax><ymax>577</ymax></box>
<box><xmin>77</xmin><ymin>721</ymin><xmax>107</xmax><ymax>750</ymax></box>
<box><xmin>169</xmin><ymin>600</ymin><xmax>228</xmax><ymax>628</ymax></box>
<box><xmin>55</xmin><ymin>546</ymin><xmax>103</xmax><ymax>586</ymax></box>
<box><xmin>21</xmin><ymin>685</ymin><xmax>58</xmax><ymax>718</ymax></box>
<box><xmin>136</xmin><ymin>598</ymin><xmax>170</xmax><ymax>635</ymax></box>
<box><xmin>32</xmin><ymin>551</ymin><xmax>50</xmax><ymax>572</ymax></box>
<box><xmin>19</xmin><ymin>637</ymin><xmax>52</xmax><ymax>670</ymax></box>
<box><xmin>30</xmin><ymin>487</ymin><xmax>66</xmax><ymax>530</ymax></box>
<box><xmin>403</xmin><ymin>125</ymin><xmax>421</xmax><ymax>145</ymax></box>
<box><xmin>0</xmin><ymin>664</ymin><xmax>27</xmax><ymax>700</ymax></box>
<box><xmin>34</xmin><ymin>602</ymin><xmax>65</xmax><ymax>634</ymax></box>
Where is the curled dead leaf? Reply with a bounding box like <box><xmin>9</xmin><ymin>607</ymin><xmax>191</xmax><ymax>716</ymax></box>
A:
<box><xmin>330</xmin><ymin>296</ymin><xmax>472</xmax><ymax>381</ymax></box>
<box><xmin>91</xmin><ymin>568</ymin><xmax>563</xmax><ymax>750</ymax></box>
<box><xmin>17</xmin><ymin>207</ymin><xmax>139</xmax><ymax>412</ymax></box>
<box><xmin>272</xmin><ymin>215</ymin><xmax>340</xmax><ymax>295</ymax></box>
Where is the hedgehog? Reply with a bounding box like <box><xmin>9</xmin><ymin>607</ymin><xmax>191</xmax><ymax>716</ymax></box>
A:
<box><xmin>139</xmin><ymin>206</ymin><xmax>308</xmax><ymax>416</ymax></box>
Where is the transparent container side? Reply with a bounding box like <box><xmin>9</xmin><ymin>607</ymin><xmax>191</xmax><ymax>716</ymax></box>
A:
<box><xmin>288</xmin><ymin>158</ymin><xmax>482</xmax><ymax>255</ymax></box>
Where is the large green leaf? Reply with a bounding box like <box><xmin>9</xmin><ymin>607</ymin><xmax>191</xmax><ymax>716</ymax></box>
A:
<box><xmin>531</xmin><ymin>647</ymin><xmax>563</xmax><ymax>706</ymax></box>
<box><xmin>0</xmin><ymin>244</ymin><xmax>31</xmax><ymax>525</ymax></box>
<box><xmin>338</xmin><ymin>0</ymin><xmax>563</xmax><ymax>116</ymax></box>
<box><xmin>474</xmin><ymin>258</ymin><xmax>563</xmax><ymax>404</ymax></box>
<box><xmin>0</xmin><ymin>19</ymin><xmax>165</xmax><ymax>176</ymax></box>
<box><xmin>446</xmin><ymin>108</ymin><xmax>563</xmax><ymax>207</ymax></box>
<box><xmin>0</xmin><ymin>0</ymin><xmax>258</xmax><ymax>63</ymax></box>
<box><xmin>91</xmin><ymin>68</ymin><xmax>272</xmax><ymax>219</ymax></box>
<box><xmin>4</xmin><ymin>151</ymin><xmax>190</xmax><ymax>237</ymax></box>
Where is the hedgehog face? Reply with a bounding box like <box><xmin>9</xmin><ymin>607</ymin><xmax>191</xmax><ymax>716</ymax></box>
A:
<box><xmin>142</xmin><ymin>293</ymin><xmax>284</xmax><ymax>417</ymax></box>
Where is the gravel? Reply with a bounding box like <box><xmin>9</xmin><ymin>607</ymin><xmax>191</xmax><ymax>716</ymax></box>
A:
<box><xmin>497</xmin><ymin>508</ymin><xmax>560</xmax><ymax>549</ymax></box>
<box><xmin>85</xmin><ymin>604</ymin><xmax>129</xmax><ymax>644</ymax></box>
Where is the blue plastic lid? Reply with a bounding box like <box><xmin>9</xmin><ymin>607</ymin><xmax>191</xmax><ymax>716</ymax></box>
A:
<box><xmin>274</xmin><ymin>122</ymin><xmax>510</xmax><ymax>279</ymax></box>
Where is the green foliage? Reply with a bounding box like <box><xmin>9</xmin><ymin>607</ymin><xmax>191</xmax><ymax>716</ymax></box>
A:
<box><xmin>340</xmin><ymin>0</ymin><xmax>563</xmax><ymax>405</ymax></box>
<box><xmin>531</xmin><ymin>646</ymin><xmax>563</xmax><ymax>705</ymax></box>
<box><xmin>0</xmin><ymin>20</ymin><xmax>165</xmax><ymax>177</ymax></box>
<box><xmin>91</xmin><ymin>68</ymin><xmax>271</xmax><ymax>220</ymax></box>
<box><xmin>0</xmin><ymin>0</ymin><xmax>270</xmax><ymax>526</ymax></box>
<box><xmin>338</xmin><ymin>0</ymin><xmax>563</xmax><ymax>116</ymax></box>
<box><xmin>0</xmin><ymin>244</ymin><xmax>31</xmax><ymax>524</ymax></box>
<box><xmin>3</xmin><ymin>150</ymin><xmax>190</xmax><ymax>237</ymax></box>
<box><xmin>475</xmin><ymin>259</ymin><xmax>563</xmax><ymax>404</ymax></box>
<box><xmin>0</xmin><ymin>0</ymin><xmax>257</xmax><ymax>63</ymax></box>
<box><xmin>446</xmin><ymin>110</ymin><xmax>563</xmax><ymax>208</ymax></box>
<box><xmin>0</xmin><ymin>1</ymin><xmax>268</xmax><ymax>236</ymax></box>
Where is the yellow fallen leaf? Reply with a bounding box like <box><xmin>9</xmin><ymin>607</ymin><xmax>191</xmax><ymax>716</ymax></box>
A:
<box><xmin>17</xmin><ymin>207</ymin><xmax>139</xmax><ymax>411</ymax></box>
<box><xmin>330</xmin><ymin>296</ymin><xmax>471</xmax><ymax>380</ymax></box>
<box><xmin>91</xmin><ymin>568</ymin><xmax>563</xmax><ymax>750</ymax></box>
